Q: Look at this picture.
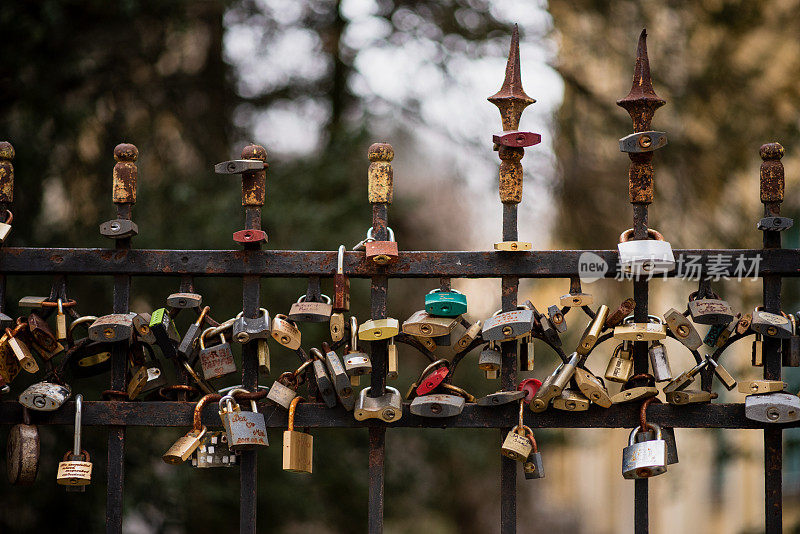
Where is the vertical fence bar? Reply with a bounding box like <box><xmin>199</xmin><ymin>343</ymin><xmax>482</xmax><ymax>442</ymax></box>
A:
<box><xmin>238</xmin><ymin>144</ymin><xmax>268</xmax><ymax>534</ymax></box>
<box><xmin>0</xmin><ymin>142</ymin><xmax>13</xmax><ymax>391</ymax></box>
<box><xmin>367</xmin><ymin>142</ymin><xmax>393</xmax><ymax>534</ymax></box>
<box><xmin>616</xmin><ymin>30</ymin><xmax>666</xmax><ymax>534</ymax></box>
<box><xmin>759</xmin><ymin>143</ymin><xmax>785</xmax><ymax>533</ymax></box>
<box><xmin>107</xmin><ymin>143</ymin><xmax>138</xmax><ymax>534</ymax></box>
<box><xmin>487</xmin><ymin>25</ymin><xmax>535</xmax><ymax>533</ymax></box>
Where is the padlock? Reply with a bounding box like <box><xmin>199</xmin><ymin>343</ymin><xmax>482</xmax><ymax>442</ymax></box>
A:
<box><xmin>665</xmin><ymin>389</ymin><xmax>717</xmax><ymax>405</ymax></box>
<box><xmin>387</xmin><ymin>337</ymin><xmax>399</xmax><ymax>380</ymax></box>
<box><xmin>617</xmin><ymin>227</ymin><xmax>675</xmax><ymax>275</ymax></box>
<box><xmin>283</xmin><ymin>397</ymin><xmax>313</xmax><ymax>474</ymax></box>
<box><xmin>751</xmin><ymin>308</ymin><xmax>793</xmax><ymax>339</ymax></box>
<box><xmin>3</xmin><ymin>324</ymin><xmax>38</xmax><ymax>374</ymax></box>
<box><xmin>218</xmin><ymin>390</ymin><xmax>269</xmax><ymax>450</ymax></box>
<box><xmin>618</xmin><ymin>130</ymin><xmax>668</xmax><ymax>152</ymax></box>
<box><xmin>501</xmin><ymin>425</ymin><xmax>534</xmax><ymax>462</ymax></box>
<box><xmin>413</xmin><ymin>360</ymin><xmax>450</xmax><ymax>397</ymax></box>
<box><xmin>477</xmin><ymin>390</ymin><xmax>525</xmax><ymax>406</ymax></box>
<box><xmin>55</xmin><ymin>299</ymin><xmax>68</xmax><ymax>340</ymax></box>
<box><xmin>345</xmin><ymin>353</ymin><xmax>372</xmax><ymax>385</ymax></box>
<box><xmin>7</xmin><ymin>407</ymin><xmax>39</xmax><ymax>486</ymax></box>
<box><xmin>410</xmin><ymin>393</ymin><xmax>465</xmax><ymax>418</ymax></box>
<box><xmin>402</xmin><ymin>310</ymin><xmax>459</xmax><ymax>338</ymax></box>
<box><xmin>257</xmin><ymin>339</ymin><xmax>270</xmax><ymax>376</ymax></box>
<box><xmin>414</xmin><ymin>335</ymin><xmax>437</xmax><ymax>352</ymax></box>
<box><xmin>648</xmin><ymin>341</ymin><xmax>672</xmax><ymax>382</ymax></box>
<box><xmin>330</xmin><ymin>312</ymin><xmax>345</xmax><ymax>342</ymax></box>
<box><xmin>99</xmin><ymin>218</ymin><xmax>138</xmax><ymax>239</ymax></box>
<box><xmin>214</xmin><ymin>158</ymin><xmax>265</xmax><ymax>174</ymax></box>
<box><xmin>745</xmin><ymin>392</ymin><xmax>800</xmax><ymax>424</ymax></box>
<box><xmin>687</xmin><ymin>292</ymin><xmax>735</xmax><ymax>325</ymax></box>
<box><xmin>424</xmin><ymin>289</ymin><xmax>468</xmax><ymax>317</ymax></box>
<box><xmin>517</xmin><ymin>334</ymin><xmax>535</xmax><ymax>372</ymax></box>
<box><xmin>664</xmin><ymin>308</ymin><xmax>702</xmax><ymax>350</ymax></box>
<box><xmin>359</xmin><ymin>226</ymin><xmax>399</xmax><ymax>265</ymax></box>
<box><xmin>57</xmin><ymin>395</ymin><xmax>93</xmax><ymax>486</ymax></box>
<box><xmin>611</xmin><ymin>376</ymin><xmax>658</xmax><ymax>404</ymax></box>
<box><xmin>191</xmin><ymin>431</ymin><xmax>238</xmax><ymax>468</ymax></box>
<box><xmin>139</xmin><ymin>345</ymin><xmax>167</xmax><ymax>396</ymax></box>
<box><xmin>354</xmin><ymin>386</ymin><xmax>403</xmax><ymax>422</ymax></box>
<box><xmin>783</xmin><ymin>333</ymin><xmax>800</xmax><ymax>367</ymax></box>
<box><xmin>605</xmin><ymin>342</ymin><xmax>633</xmax><ymax>383</ymax></box>
<box><xmin>573</xmin><ymin>367</ymin><xmax>612</xmax><ymax>407</ymax></box>
<box><xmin>31</xmin><ymin>338</ymin><xmax>65</xmax><ymax>361</ymax></box>
<box><xmin>333</xmin><ymin>244</ymin><xmax>351</xmax><ymax>314</ymax></box>
<box><xmin>88</xmin><ymin>314</ymin><xmax>133</xmax><ymax>343</ymax></box>
<box><xmin>163</xmin><ymin>394</ymin><xmax>213</xmax><ymax>464</ymax></box>
<box><xmin>312</xmin><ymin>355</ymin><xmax>338</xmax><ymax>408</ymax></box>
<box><xmin>552</xmin><ymin>388</ymin><xmax>590</xmax><ymax>411</ymax></box>
<box><xmin>271</xmin><ymin>314</ymin><xmax>302</xmax><ymax>350</ymax></box>
<box><xmin>493</xmin><ymin>130</ymin><xmax>542</xmax><ymax>147</ymax></box>
<box><xmin>266</xmin><ymin>372</ymin><xmax>300</xmax><ymax>409</ymax></box>
<box><xmin>523</xmin><ymin>447</ymin><xmax>546</xmax><ymax>480</ymax></box>
<box><xmin>319</xmin><ymin>344</ymin><xmax>354</xmax><ymax>411</ymax></box>
<box><xmin>736</xmin><ymin>313</ymin><xmax>753</xmax><ymax>335</ymax></box>
<box><xmin>149</xmin><ymin>308</ymin><xmax>180</xmax><ymax>359</ymax></box>
<box><xmin>757</xmin><ymin>216</ymin><xmax>794</xmax><ymax>231</ymax></box>
<box><xmin>18</xmin><ymin>296</ymin><xmax>49</xmax><ymax>308</ymax></box>
<box><xmin>752</xmin><ymin>335</ymin><xmax>764</xmax><ymax>366</ymax></box>
<box><xmin>613</xmin><ymin>315</ymin><xmax>667</xmax><ymax>342</ymax></box>
<box><xmin>0</xmin><ymin>334</ymin><xmax>21</xmax><ymax>386</ymax></box>
<box><xmin>0</xmin><ymin>209</ymin><xmax>13</xmax><ymax>243</ymax></box>
<box><xmin>632</xmin><ymin>424</ymin><xmax>679</xmax><ymax>465</ymax></box>
<box><xmin>705</xmin><ymin>357</ymin><xmax>737</xmax><ymax>391</ymax></box>
<box><xmin>703</xmin><ymin>323</ymin><xmax>729</xmax><ymax>348</ymax></box>
<box><xmin>178</xmin><ymin>306</ymin><xmax>211</xmax><ymax>360</ymax></box>
<box><xmin>663</xmin><ymin>359</ymin><xmax>709</xmax><ymax>394</ymax></box>
<box><xmin>518</xmin><ymin>378</ymin><xmax>542</xmax><ymax>403</ymax></box>
<box><xmin>232</xmin><ymin>308</ymin><xmax>270</xmax><ymax>344</ymax></box>
<box><xmin>538</xmin><ymin>315</ymin><xmax>562</xmax><ymax>348</ymax></box>
<box><xmin>358</xmin><ymin>318</ymin><xmax>400</xmax><ymax>341</ymax></box>
<box><xmin>127</xmin><ymin>362</ymin><xmax>148</xmax><ymax>400</ymax></box>
<box><xmin>738</xmin><ymin>379</ymin><xmax>787</xmax><ymax>395</ymax></box>
<box><xmin>288</xmin><ymin>294</ymin><xmax>333</xmax><ymax>323</ymax></box>
<box><xmin>493</xmin><ymin>241</ymin><xmax>532</xmax><ymax>251</ymax></box>
<box><xmin>530</xmin><ymin>353</ymin><xmax>579</xmax><ymax>412</ymax></box>
<box><xmin>605</xmin><ymin>298</ymin><xmax>636</xmax><ymax>328</ymax></box>
<box><xmin>198</xmin><ymin>328</ymin><xmax>237</xmax><ymax>380</ymax></box>
<box><xmin>67</xmin><ymin>340</ymin><xmax>113</xmax><ymax>379</ymax></box>
<box><xmin>166</xmin><ymin>292</ymin><xmax>203</xmax><ymax>309</ymax></box>
<box><xmin>559</xmin><ymin>291</ymin><xmax>593</xmax><ymax>308</ymax></box>
<box><xmin>27</xmin><ymin>312</ymin><xmax>59</xmax><ymax>354</ymax></box>
<box><xmin>482</xmin><ymin>307</ymin><xmax>535</xmax><ymax>342</ymax></box>
<box><xmin>132</xmin><ymin>312</ymin><xmax>156</xmax><ymax>344</ymax></box>
<box><xmin>19</xmin><ymin>381</ymin><xmax>71</xmax><ymax>412</ymax></box>
<box><xmin>345</xmin><ymin>317</ymin><xmax>372</xmax><ymax>385</ymax></box>
<box><xmin>456</xmin><ymin>321</ymin><xmax>482</xmax><ymax>351</ymax></box>
<box><xmin>547</xmin><ymin>304</ymin><xmax>567</xmax><ymax>334</ymax></box>
<box><xmin>622</xmin><ymin>423</ymin><xmax>667</xmax><ymax>479</ymax></box>
<box><xmin>576</xmin><ymin>304</ymin><xmax>609</xmax><ymax>356</ymax></box>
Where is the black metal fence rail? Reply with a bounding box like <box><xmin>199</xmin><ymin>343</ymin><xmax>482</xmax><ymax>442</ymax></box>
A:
<box><xmin>0</xmin><ymin>27</ymin><xmax>793</xmax><ymax>534</ymax></box>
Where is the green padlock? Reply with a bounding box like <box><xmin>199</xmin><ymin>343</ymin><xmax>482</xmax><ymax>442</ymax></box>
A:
<box><xmin>424</xmin><ymin>289</ymin><xmax>468</xmax><ymax>317</ymax></box>
<box><xmin>149</xmin><ymin>308</ymin><xmax>181</xmax><ymax>359</ymax></box>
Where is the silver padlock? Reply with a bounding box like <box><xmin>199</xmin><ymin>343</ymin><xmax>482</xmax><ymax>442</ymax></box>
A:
<box><xmin>198</xmin><ymin>329</ymin><xmax>237</xmax><ymax>380</ymax></box>
<box><xmin>318</xmin><ymin>346</ymin><xmax>354</xmax><ymax>411</ymax></box>
<box><xmin>751</xmin><ymin>308</ymin><xmax>793</xmax><ymax>339</ymax></box>
<box><xmin>409</xmin><ymin>393</ymin><xmax>465</xmax><ymax>418</ymax></box>
<box><xmin>232</xmin><ymin>308</ymin><xmax>271</xmax><ymax>344</ymax></box>
<box><xmin>745</xmin><ymin>392</ymin><xmax>800</xmax><ymax>424</ymax></box>
<box><xmin>266</xmin><ymin>373</ymin><xmax>299</xmax><ymax>409</ymax></box>
<box><xmin>648</xmin><ymin>341</ymin><xmax>672</xmax><ymax>382</ymax></box>
<box><xmin>354</xmin><ymin>386</ymin><xmax>403</xmax><ymax>422</ymax></box>
<box><xmin>87</xmin><ymin>314</ymin><xmax>133</xmax><ymax>343</ymax></box>
<box><xmin>218</xmin><ymin>391</ymin><xmax>269</xmax><ymax>450</ymax></box>
<box><xmin>19</xmin><ymin>382</ymin><xmax>71</xmax><ymax>412</ymax></box>
<box><xmin>313</xmin><ymin>357</ymin><xmax>338</xmax><ymax>408</ymax></box>
<box><xmin>617</xmin><ymin>228</ymin><xmax>674</xmax><ymax>276</ymax></box>
<box><xmin>621</xmin><ymin>423</ymin><xmax>667</xmax><ymax>479</ymax></box>
<box><xmin>482</xmin><ymin>307</ymin><xmax>535</xmax><ymax>342</ymax></box>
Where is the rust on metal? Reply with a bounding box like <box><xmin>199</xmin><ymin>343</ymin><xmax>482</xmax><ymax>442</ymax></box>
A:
<box><xmin>498</xmin><ymin>145</ymin><xmax>524</xmax><ymax>204</ymax></box>
<box><xmin>0</xmin><ymin>141</ymin><xmax>14</xmax><ymax>203</ymax></box>
<box><xmin>240</xmin><ymin>144</ymin><xmax>267</xmax><ymax>207</ymax></box>
<box><xmin>605</xmin><ymin>298</ymin><xmax>636</xmax><ymax>328</ymax></box>
<box><xmin>760</xmin><ymin>142</ymin><xmax>785</xmax><ymax>204</ymax></box>
<box><xmin>367</xmin><ymin>142</ymin><xmax>394</xmax><ymax>204</ymax></box>
<box><xmin>488</xmin><ymin>24</ymin><xmax>535</xmax><ymax>132</ymax></box>
<box><xmin>617</xmin><ymin>30</ymin><xmax>665</xmax><ymax>204</ymax></box>
<box><xmin>112</xmin><ymin>143</ymin><xmax>138</xmax><ymax>204</ymax></box>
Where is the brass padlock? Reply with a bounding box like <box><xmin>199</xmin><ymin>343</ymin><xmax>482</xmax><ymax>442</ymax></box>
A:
<box><xmin>613</xmin><ymin>315</ymin><xmax>667</xmax><ymax>342</ymax></box>
<box><xmin>604</xmin><ymin>342</ymin><xmax>633</xmax><ymax>383</ymax></box>
<box><xmin>163</xmin><ymin>394</ymin><xmax>214</xmax><ymax>464</ymax></box>
<box><xmin>456</xmin><ymin>321</ymin><xmax>482</xmax><ymax>351</ymax></box>
<box><xmin>56</xmin><ymin>395</ymin><xmax>92</xmax><ymax>487</ymax></box>
<box><xmin>664</xmin><ymin>308</ymin><xmax>702</xmax><ymax>350</ymax></box>
<box><xmin>330</xmin><ymin>312</ymin><xmax>345</xmax><ymax>343</ymax></box>
<box><xmin>3</xmin><ymin>324</ymin><xmax>38</xmax><ymax>374</ymax></box>
<box><xmin>402</xmin><ymin>310</ymin><xmax>459</xmax><ymax>337</ymax></box>
<box><xmin>663</xmin><ymin>359</ymin><xmax>709</xmax><ymax>394</ymax></box>
<box><xmin>358</xmin><ymin>318</ymin><xmax>400</xmax><ymax>341</ymax></box>
<box><xmin>576</xmin><ymin>304</ymin><xmax>609</xmax><ymax>356</ymax></box>
<box><xmin>55</xmin><ymin>299</ymin><xmax>68</xmax><ymax>341</ymax></box>
<box><xmin>574</xmin><ymin>367</ymin><xmax>612</xmax><ymax>408</ymax></box>
<box><xmin>288</xmin><ymin>294</ymin><xmax>333</xmax><ymax>323</ymax></box>
<box><xmin>611</xmin><ymin>376</ymin><xmax>658</xmax><ymax>404</ymax></box>
<box><xmin>283</xmin><ymin>397</ymin><xmax>313</xmax><ymax>474</ymax></box>
<box><xmin>271</xmin><ymin>314</ymin><xmax>302</xmax><ymax>350</ymax></box>
<box><xmin>501</xmin><ymin>425</ymin><xmax>534</xmax><ymax>462</ymax></box>
<box><xmin>132</xmin><ymin>312</ymin><xmax>156</xmax><ymax>344</ymax></box>
<box><xmin>738</xmin><ymin>380</ymin><xmax>787</xmax><ymax>395</ymax></box>
<box><xmin>665</xmin><ymin>389</ymin><xmax>717</xmax><ymax>405</ymax></box>
<box><xmin>559</xmin><ymin>291</ymin><xmax>593</xmax><ymax>308</ymax></box>
<box><xmin>552</xmin><ymin>388</ymin><xmax>590</xmax><ymax>411</ymax></box>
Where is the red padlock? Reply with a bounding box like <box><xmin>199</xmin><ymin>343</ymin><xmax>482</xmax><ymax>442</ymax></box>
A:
<box><xmin>416</xmin><ymin>367</ymin><xmax>449</xmax><ymax>396</ymax></box>
<box><xmin>517</xmin><ymin>378</ymin><xmax>542</xmax><ymax>403</ymax></box>
<box><xmin>233</xmin><ymin>229</ymin><xmax>268</xmax><ymax>245</ymax></box>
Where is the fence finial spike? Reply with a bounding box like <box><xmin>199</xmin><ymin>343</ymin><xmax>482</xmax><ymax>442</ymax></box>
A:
<box><xmin>617</xmin><ymin>28</ymin><xmax>665</xmax><ymax>132</ymax></box>
<box><xmin>488</xmin><ymin>24</ymin><xmax>535</xmax><ymax>131</ymax></box>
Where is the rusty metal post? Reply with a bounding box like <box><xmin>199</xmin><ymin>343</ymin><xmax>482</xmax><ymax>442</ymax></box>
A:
<box><xmin>238</xmin><ymin>143</ymin><xmax>267</xmax><ymax>534</ymax></box>
<box><xmin>367</xmin><ymin>141</ymin><xmax>393</xmax><ymax>534</ymax></box>
<box><xmin>107</xmin><ymin>142</ymin><xmax>138</xmax><ymax>534</ymax></box>
<box><xmin>488</xmin><ymin>24</ymin><xmax>536</xmax><ymax>534</ymax></box>
<box><xmin>0</xmin><ymin>141</ymin><xmax>13</xmax><ymax>333</ymax></box>
<box><xmin>617</xmin><ymin>30</ymin><xmax>666</xmax><ymax>534</ymax></box>
<box><xmin>760</xmin><ymin>142</ymin><xmax>784</xmax><ymax>533</ymax></box>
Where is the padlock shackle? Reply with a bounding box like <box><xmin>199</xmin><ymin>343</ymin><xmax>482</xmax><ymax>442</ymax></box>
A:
<box><xmin>227</xmin><ymin>387</ymin><xmax>260</xmax><ymax>412</ymax></box>
<box><xmin>73</xmin><ymin>393</ymin><xmax>83</xmax><ymax>456</ymax></box>
<box><xmin>350</xmin><ymin>316</ymin><xmax>358</xmax><ymax>351</ymax></box>
<box><xmin>618</xmin><ymin>227</ymin><xmax>665</xmax><ymax>243</ymax></box>
<box><xmin>628</xmin><ymin>422</ymin><xmax>662</xmax><ymax>446</ymax></box>
<box><xmin>417</xmin><ymin>358</ymin><xmax>450</xmax><ymax>384</ymax></box>
<box><xmin>337</xmin><ymin>245</ymin><xmax>346</xmax><ymax>274</ymax></box>
<box><xmin>366</xmin><ymin>225</ymin><xmax>395</xmax><ymax>242</ymax></box>
<box><xmin>287</xmin><ymin>396</ymin><xmax>304</xmax><ymax>432</ymax></box>
<box><xmin>193</xmin><ymin>393</ymin><xmax>222</xmax><ymax>432</ymax></box>
<box><xmin>63</xmin><ymin>449</ymin><xmax>90</xmax><ymax>463</ymax></box>
<box><xmin>66</xmin><ymin>316</ymin><xmax>98</xmax><ymax>344</ymax></box>
<box><xmin>194</xmin><ymin>306</ymin><xmax>210</xmax><ymax>327</ymax></box>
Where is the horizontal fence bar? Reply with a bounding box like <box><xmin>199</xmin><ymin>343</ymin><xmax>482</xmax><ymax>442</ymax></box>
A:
<box><xmin>0</xmin><ymin>401</ymin><xmax>787</xmax><ymax>429</ymax></box>
<box><xmin>0</xmin><ymin>248</ymin><xmax>796</xmax><ymax>278</ymax></box>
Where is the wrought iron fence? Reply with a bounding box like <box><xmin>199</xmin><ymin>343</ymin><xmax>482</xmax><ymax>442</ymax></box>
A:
<box><xmin>0</xmin><ymin>26</ymin><xmax>796</xmax><ymax>534</ymax></box>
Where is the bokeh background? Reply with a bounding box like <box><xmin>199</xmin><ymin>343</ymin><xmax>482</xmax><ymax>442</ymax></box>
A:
<box><xmin>3</xmin><ymin>1</ymin><xmax>800</xmax><ymax>533</ymax></box>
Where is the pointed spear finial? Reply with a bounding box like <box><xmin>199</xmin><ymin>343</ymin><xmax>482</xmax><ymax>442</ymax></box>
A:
<box><xmin>488</xmin><ymin>24</ymin><xmax>535</xmax><ymax>131</ymax></box>
<box><xmin>616</xmin><ymin>29</ymin><xmax>665</xmax><ymax>132</ymax></box>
